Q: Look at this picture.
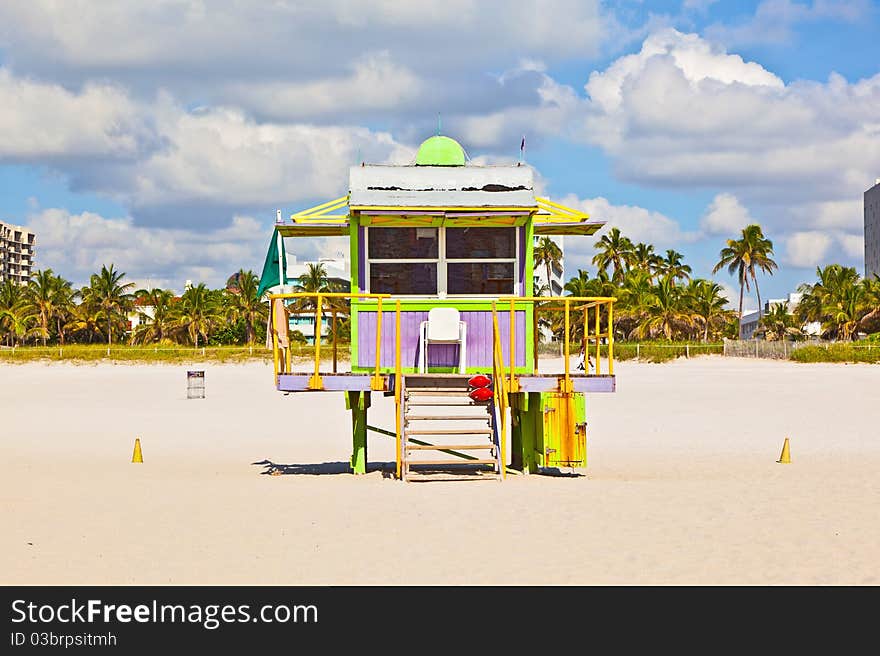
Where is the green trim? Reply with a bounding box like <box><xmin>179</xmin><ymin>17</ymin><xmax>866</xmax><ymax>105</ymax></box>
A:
<box><xmin>349</xmin><ymin>218</ymin><xmax>359</xmax><ymax>294</ymax></box>
<box><xmin>351</xmin><ymin>365</ymin><xmax>533</xmax><ymax>375</ymax></box>
<box><xmin>524</xmin><ymin>219</ymin><xmax>535</xmax><ymax>297</ymax></box>
<box><xmin>351</xmin><ymin>299</ymin><xmax>531</xmax><ymax>311</ymax></box>
<box><xmin>510</xmin><ymin>392</ymin><xmax>540</xmax><ymax>473</ymax></box>
<box><xmin>349</xmin><ymin>219</ymin><xmax>360</xmax><ymax>366</ymax></box>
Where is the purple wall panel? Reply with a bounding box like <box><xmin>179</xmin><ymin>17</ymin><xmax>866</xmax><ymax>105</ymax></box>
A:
<box><xmin>357</xmin><ymin>310</ymin><xmax>526</xmax><ymax>369</ymax></box>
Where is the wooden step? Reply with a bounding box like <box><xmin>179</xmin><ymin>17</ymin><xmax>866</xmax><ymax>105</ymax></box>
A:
<box><xmin>405</xmin><ymin>428</ymin><xmax>492</xmax><ymax>435</ymax></box>
<box><xmin>406</xmin><ymin>389</ymin><xmax>473</xmax><ymax>396</ymax></box>
<box><xmin>406</xmin><ymin>459</ymin><xmax>498</xmax><ymax>466</ymax></box>
<box><xmin>407</xmin><ymin>444</ymin><xmax>495</xmax><ymax>451</ymax></box>
<box><xmin>406</xmin><ymin>415</ymin><xmax>489</xmax><ymax>421</ymax></box>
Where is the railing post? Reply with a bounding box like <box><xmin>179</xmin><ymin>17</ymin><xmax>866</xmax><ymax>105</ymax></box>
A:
<box><xmin>308</xmin><ymin>294</ymin><xmax>324</xmax><ymax>390</ymax></box>
<box><xmin>372</xmin><ymin>297</ymin><xmax>384</xmax><ymax>390</ymax></box>
<box><xmin>562</xmin><ymin>299</ymin><xmax>571</xmax><ymax>392</ymax></box>
<box><xmin>394</xmin><ymin>299</ymin><xmax>402</xmax><ymax>480</ymax></box>
<box><xmin>595</xmin><ymin>302</ymin><xmax>601</xmax><ymax>376</ymax></box>
<box><xmin>271</xmin><ymin>299</ymin><xmax>280</xmax><ymax>383</ymax></box>
<box><xmin>608</xmin><ymin>300</ymin><xmax>614</xmax><ymax>375</ymax></box>
<box><xmin>508</xmin><ymin>298</ymin><xmax>517</xmax><ymax>392</ymax></box>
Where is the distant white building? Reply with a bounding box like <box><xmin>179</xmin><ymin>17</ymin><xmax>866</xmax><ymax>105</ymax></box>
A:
<box><xmin>533</xmin><ymin>234</ymin><xmax>564</xmax><ymax>296</ymax></box>
<box><xmin>533</xmin><ymin>235</ymin><xmax>564</xmax><ymax>343</ymax></box>
<box><xmin>739</xmin><ymin>292</ymin><xmax>821</xmax><ymax>339</ymax></box>
<box><xmin>0</xmin><ymin>221</ymin><xmax>35</xmax><ymax>285</ymax></box>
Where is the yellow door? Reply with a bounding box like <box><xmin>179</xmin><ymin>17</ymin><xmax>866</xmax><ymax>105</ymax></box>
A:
<box><xmin>541</xmin><ymin>393</ymin><xmax>587</xmax><ymax>468</ymax></box>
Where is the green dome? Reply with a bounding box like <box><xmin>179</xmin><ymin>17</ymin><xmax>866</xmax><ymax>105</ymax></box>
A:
<box><xmin>415</xmin><ymin>135</ymin><xmax>466</xmax><ymax>166</ymax></box>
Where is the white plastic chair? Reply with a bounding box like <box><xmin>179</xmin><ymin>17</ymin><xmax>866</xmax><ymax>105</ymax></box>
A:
<box><xmin>419</xmin><ymin>308</ymin><xmax>467</xmax><ymax>374</ymax></box>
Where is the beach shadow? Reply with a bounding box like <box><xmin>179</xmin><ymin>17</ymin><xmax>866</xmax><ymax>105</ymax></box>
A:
<box><xmin>251</xmin><ymin>459</ymin><xmax>395</xmax><ymax>477</ymax></box>
<box><xmin>535</xmin><ymin>466</ymin><xmax>587</xmax><ymax>478</ymax></box>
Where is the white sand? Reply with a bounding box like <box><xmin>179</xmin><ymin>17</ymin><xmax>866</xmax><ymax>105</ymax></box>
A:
<box><xmin>1</xmin><ymin>356</ymin><xmax>878</xmax><ymax>585</ymax></box>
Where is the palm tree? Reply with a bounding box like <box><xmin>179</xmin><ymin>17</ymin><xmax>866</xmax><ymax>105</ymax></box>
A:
<box><xmin>796</xmin><ymin>264</ymin><xmax>864</xmax><ymax>340</ymax></box>
<box><xmin>223</xmin><ymin>269</ymin><xmax>267</xmax><ymax>345</ymax></box>
<box><xmin>630</xmin><ymin>242</ymin><xmax>661</xmax><ymax>281</ymax></box>
<box><xmin>759</xmin><ymin>303</ymin><xmax>802</xmax><ymax>341</ymax></box>
<box><xmin>64</xmin><ymin>301</ymin><xmax>103</xmax><ymax>344</ymax></box>
<box><xmin>638</xmin><ymin>277</ymin><xmax>694</xmax><ymax>340</ymax></box>
<box><xmin>173</xmin><ymin>283</ymin><xmax>218</xmax><ymax>347</ymax></box>
<box><xmin>685</xmin><ymin>279</ymin><xmax>732</xmax><ymax>342</ymax></box>
<box><xmin>131</xmin><ymin>288</ymin><xmax>176</xmax><ymax>344</ymax></box>
<box><xmin>0</xmin><ymin>280</ymin><xmax>35</xmax><ymax>346</ymax></box>
<box><xmin>616</xmin><ymin>269</ymin><xmax>655</xmax><ymax>339</ymax></box>
<box><xmin>81</xmin><ymin>264</ymin><xmax>135</xmax><ymax>346</ymax></box>
<box><xmin>592</xmin><ymin>228</ymin><xmax>634</xmax><ymax>282</ymax></box>
<box><xmin>712</xmin><ymin>224</ymin><xmax>777</xmax><ymax>338</ymax></box>
<box><xmin>534</xmin><ymin>237</ymin><xmax>563</xmax><ymax>295</ymax></box>
<box><xmin>26</xmin><ymin>269</ymin><xmax>58</xmax><ymax>346</ymax></box>
<box><xmin>657</xmin><ymin>249</ymin><xmax>692</xmax><ymax>283</ymax></box>
<box><xmin>51</xmin><ymin>274</ymin><xmax>76</xmax><ymax>346</ymax></box>
<box><xmin>293</xmin><ymin>263</ymin><xmax>330</xmax><ymax>346</ymax></box>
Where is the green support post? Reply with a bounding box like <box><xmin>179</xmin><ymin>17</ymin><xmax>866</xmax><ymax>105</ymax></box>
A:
<box><xmin>347</xmin><ymin>391</ymin><xmax>371</xmax><ymax>474</ymax></box>
<box><xmin>510</xmin><ymin>392</ymin><xmax>540</xmax><ymax>474</ymax></box>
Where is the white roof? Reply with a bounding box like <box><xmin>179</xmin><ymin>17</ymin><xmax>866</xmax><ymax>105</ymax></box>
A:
<box><xmin>349</xmin><ymin>164</ymin><xmax>536</xmax><ymax>208</ymax></box>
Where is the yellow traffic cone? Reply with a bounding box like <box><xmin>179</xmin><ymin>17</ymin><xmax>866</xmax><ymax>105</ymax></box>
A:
<box><xmin>777</xmin><ymin>437</ymin><xmax>790</xmax><ymax>464</ymax></box>
<box><xmin>132</xmin><ymin>438</ymin><xmax>143</xmax><ymax>463</ymax></box>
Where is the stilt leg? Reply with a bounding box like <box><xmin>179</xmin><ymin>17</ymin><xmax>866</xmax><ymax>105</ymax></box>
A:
<box><xmin>348</xmin><ymin>391</ymin><xmax>371</xmax><ymax>474</ymax></box>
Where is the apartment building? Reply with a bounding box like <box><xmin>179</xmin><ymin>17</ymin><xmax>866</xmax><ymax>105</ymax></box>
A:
<box><xmin>865</xmin><ymin>179</ymin><xmax>880</xmax><ymax>279</ymax></box>
<box><xmin>0</xmin><ymin>221</ymin><xmax>35</xmax><ymax>285</ymax></box>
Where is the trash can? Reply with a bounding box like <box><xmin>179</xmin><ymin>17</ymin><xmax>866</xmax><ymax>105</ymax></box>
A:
<box><xmin>187</xmin><ymin>370</ymin><xmax>205</xmax><ymax>399</ymax></box>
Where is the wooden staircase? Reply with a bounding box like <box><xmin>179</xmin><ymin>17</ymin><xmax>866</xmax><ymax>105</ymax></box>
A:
<box><xmin>400</xmin><ymin>374</ymin><xmax>502</xmax><ymax>481</ymax></box>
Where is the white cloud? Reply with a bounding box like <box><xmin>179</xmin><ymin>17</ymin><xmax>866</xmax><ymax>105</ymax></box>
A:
<box><xmin>118</xmin><ymin>96</ymin><xmax>413</xmax><ymax>211</ymax></box>
<box><xmin>544</xmin><ymin>194</ymin><xmax>698</xmax><ymax>274</ymax></box>
<box><xmin>699</xmin><ymin>193</ymin><xmax>755</xmax><ymax>236</ymax></box>
<box><xmin>224</xmin><ymin>51</ymin><xmax>425</xmax><ymax>122</ymax></box>
<box><xmin>26</xmin><ymin>208</ymin><xmax>271</xmax><ymax>290</ymax></box>
<box><xmin>716</xmin><ymin>280</ymin><xmax>757</xmax><ymax>313</ymax></box>
<box><xmin>783</xmin><ymin>231</ymin><xmax>833</xmax><ymax>268</ymax></box>
<box><xmin>571</xmin><ymin>28</ymin><xmax>880</xmax><ymax>270</ymax></box>
<box><xmin>0</xmin><ymin>70</ymin><xmax>149</xmax><ymax>159</ymax></box>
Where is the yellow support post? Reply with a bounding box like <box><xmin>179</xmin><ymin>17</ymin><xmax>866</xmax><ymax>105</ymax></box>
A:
<box><xmin>509</xmin><ymin>298</ymin><xmax>517</xmax><ymax>392</ymax></box>
<box><xmin>583</xmin><ymin>305</ymin><xmax>588</xmax><ymax>373</ymax></box>
<box><xmin>309</xmin><ymin>294</ymin><xmax>324</xmax><ymax>390</ymax></box>
<box><xmin>271</xmin><ymin>300</ymin><xmax>280</xmax><ymax>383</ymax></box>
<box><xmin>371</xmin><ymin>297</ymin><xmax>384</xmax><ymax>390</ymax></box>
<box><xmin>562</xmin><ymin>299</ymin><xmax>572</xmax><ymax>393</ymax></box>
<box><xmin>608</xmin><ymin>300</ymin><xmax>614</xmax><ymax>376</ymax></box>
<box><xmin>395</xmin><ymin>300</ymin><xmax>402</xmax><ymax>480</ymax></box>
<box><xmin>595</xmin><ymin>301</ymin><xmax>601</xmax><ymax>376</ymax></box>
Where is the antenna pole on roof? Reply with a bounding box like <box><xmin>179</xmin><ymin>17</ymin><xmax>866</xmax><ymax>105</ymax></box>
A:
<box><xmin>437</xmin><ymin>113</ymin><xmax>441</xmax><ymax>136</ymax></box>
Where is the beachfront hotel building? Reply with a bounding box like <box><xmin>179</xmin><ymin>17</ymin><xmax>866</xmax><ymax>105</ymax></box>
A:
<box><xmin>866</xmin><ymin>179</ymin><xmax>880</xmax><ymax>279</ymax></box>
<box><xmin>0</xmin><ymin>221</ymin><xmax>35</xmax><ymax>285</ymax></box>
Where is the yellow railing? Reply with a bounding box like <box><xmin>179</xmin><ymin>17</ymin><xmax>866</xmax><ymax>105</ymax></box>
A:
<box><xmin>498</xmin><ymin>296</ymin><xmax>616</xmax><ymax>394</ymax></box>
<box><xmin>394</xmin><ymin>299</ymin><xmax>402</xmax><ymax>480</ymax></box>
<box><xmin>491</xmin><ymin>303</ymin><xmax>508</xmax><ymax>480</ymax></box>
<box><xmin>269</xmin><ymin>291</ymin><xmax>405</xmax><ymax>479</ymax></box>
<box><xmin>267</xmin><ymin>292</ymin><xmax>390</xmax><ymax>390</ymax></box>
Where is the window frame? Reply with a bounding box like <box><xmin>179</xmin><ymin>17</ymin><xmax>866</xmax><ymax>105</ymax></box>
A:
<box><xmin>365</xmin><ymin>226</ymin><xmax>519</xmax><ymax>298</ymax></box>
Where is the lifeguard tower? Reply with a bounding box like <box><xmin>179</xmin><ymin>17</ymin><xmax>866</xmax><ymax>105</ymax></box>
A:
<box><xmin>258</xmin><ymin>135</ymin><xmax>616</xmax><ymax>481</ymax></box>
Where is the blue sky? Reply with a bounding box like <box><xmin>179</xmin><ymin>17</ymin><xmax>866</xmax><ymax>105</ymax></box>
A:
<box><xmin>1</xmin><ymin>1</ymin><xmax>878</xmax><ymax>308</ymax></box>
